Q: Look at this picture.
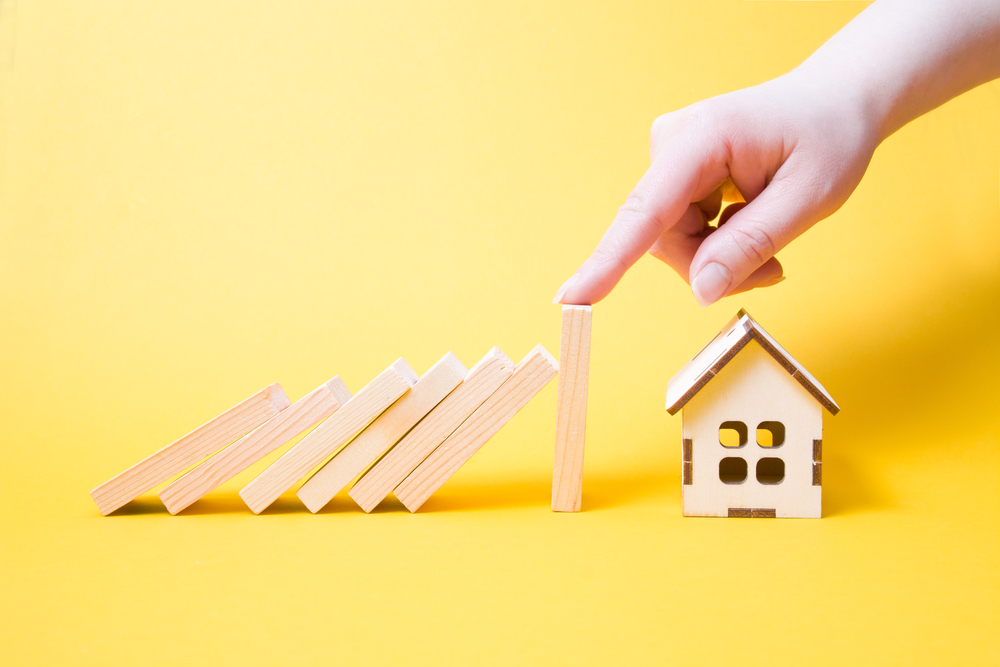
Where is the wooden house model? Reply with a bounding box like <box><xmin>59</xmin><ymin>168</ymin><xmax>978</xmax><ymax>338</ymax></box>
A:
<box><xmin>665</xmin><ymin>310</ymin><xmax>839</xmax><ymax>518</ymax></box>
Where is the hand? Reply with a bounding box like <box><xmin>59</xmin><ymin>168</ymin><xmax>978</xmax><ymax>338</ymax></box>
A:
<box><xmin>553</xmin><ymin>0</ymin><xmax>1000</xmax><ymax>307</ymax></box>
<box><xmin>554</xmin><ymin>72</ymin><xmax>877</xmax><ymax>306</ymax></box>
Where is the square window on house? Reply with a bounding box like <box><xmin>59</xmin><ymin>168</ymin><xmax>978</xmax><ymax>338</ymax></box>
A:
<box><xmin>719</xmin><ymin>457</ymin><xmax>747</xmax><ymax>484</ymax></box>
<box><xmin>756</xmin><ymin>457</ymin><xmax>785</xmax><ymax>484</ymax></box>
<box><xmin>719</xmin><ymin>421</ymin><xmax>747</xmax><ymax>448</ymax></box>
<box><xmin>756</xmin><ymin>421</ymin><xmax>785</xmax><ymax>448</ymax></box>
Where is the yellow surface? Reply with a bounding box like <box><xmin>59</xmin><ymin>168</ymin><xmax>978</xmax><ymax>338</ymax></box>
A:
<box><xmin>1</xmin><ymin>2</ymin><xmax>998</xmax><ymax>665</ymax></box>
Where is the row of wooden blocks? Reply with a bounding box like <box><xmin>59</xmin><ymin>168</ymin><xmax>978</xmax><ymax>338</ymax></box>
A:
<box><xmin>91</xmin><ymin>305</ymin><xmax>593</xmax><ymax>516</ymax></box>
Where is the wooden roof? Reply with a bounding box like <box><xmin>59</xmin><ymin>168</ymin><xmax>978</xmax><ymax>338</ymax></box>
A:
<box><xmin>665</xmin><ymin>310</ymin><xmax>840</xmax><ymax>416</ymax></box>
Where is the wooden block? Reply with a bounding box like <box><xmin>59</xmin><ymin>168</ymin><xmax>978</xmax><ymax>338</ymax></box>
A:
<box><xmin>158</xmin><ymin>377</ymin><xmax>352</xmax><ymax>515</ymax></box>
<box><xmin>813</xmin><ymin>439</ymin><xmax>823</xmax><ymax>462</ymax></box>
<box><xmin>239</xmin><ymin>359</ymin><xmax>417</xmax><ymax>514</ymax></box>
<box><xmin>349</xmin><ymin>347</ymin><xmax>514</xmax><ymax>513</ymax></box>
<box><xmin>297</xmin><ymin>353</ymin><xmax>468</xmax><ymax>513</ymax></box>
<box><xmin>394</xmin><ymin>344</ymin><xmax>558</xmax><ymax>513</ymax></box>
<box><xmin>552</xmin><ymin>305</ymin><xmax>592</xmax><ymax>513</ymax></box>
<box><xmin>90</xmin><ymin>384</ymin><xmax>291</xmax><ymax>515</ymax></box>
<box><xmin>812</xmin><ymin>462</ymin><xmax>822</xmax><ymax>486</ymax></box>
<box><xmin>752</xmin><ymin>508</ymin><xmax>776</xmax><ymax>518</ymax></box>
<box><xmin>728</xmin><ymin>508</ymin><xmax>752</xmax><ymax>518</ymax></box>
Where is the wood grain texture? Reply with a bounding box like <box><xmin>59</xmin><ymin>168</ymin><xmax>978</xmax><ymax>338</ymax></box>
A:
<box><xmin>680</xmin><ymin>342</ymin><xmax>823</xmax><ymax>519</ymax></box>
<box><xmin>552</xmin><ymin>305</ymin><xmax>592</xmax><ymax>512</ymax></box>
<box><xmin>297</xmin><ymin>353</ymin><xmax>467</xmax><ymax>513</ymax></box>
<box><xmin>349</xmin><ymin>347</ymin><xmax>514</xmax><ymax>513</ymax></box>
<box><xmin>394</xmin><ymin>344</ymin><xmax>558</xmax><ymax>513</ymax></box>
<box><xmin>158</xmin><ymin>377</ymin><xmax>352</xmax><ymax>515</ymax></box>
<box><xmin>239</xmin><ymin>359</ymin><xmax>417</xmax><ymax>514</ymax></box>
<box><xmin>90</xmin><ymin>383</ymin><xmax>291</xmax><ymax>515</ymax></box>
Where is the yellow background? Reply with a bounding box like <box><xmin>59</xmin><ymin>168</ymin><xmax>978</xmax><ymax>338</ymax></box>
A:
<box><xmin>1</xmin><ymin>1</ymin><xmax>998</xmax><ymax>665</ymax></box>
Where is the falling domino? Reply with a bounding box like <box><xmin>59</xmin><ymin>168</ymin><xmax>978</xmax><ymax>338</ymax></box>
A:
<box><xmin>394</xmin><ymin>344</ymin><xmax>558</xmax><ymax>513</ymax></box>
<box><xmin>552</xmin><ymin>305</ymin><xmax>592</xmax><ymax>512</ymax></box>
<box><xmin>90</xmin><ymin>383</ymin><xmax>291</xmax><ymax>515</ymax></box>
<box><xmin>239</xmin><ymin>359</ymin><xmax>417</xmax><ymax>514</ymax></box>
<box><xmin>296</xmin><ymin>353</ymin><xmax>468</xmax><ymax>513</ymax></box>
<box><xmin>349</xmin><ymin>347</ymin><xmax>514</xmax><ymax>513</ymax></box>
<box><xmin>158</xmin><ymin>377</ymin><xmax>353</xmax><ymax>515</ymax></box>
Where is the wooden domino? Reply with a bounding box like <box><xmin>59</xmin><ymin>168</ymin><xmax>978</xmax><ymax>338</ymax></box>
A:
<box><xmin>90</xmin><ymin>383</ymin><xmax>291</xmax><ymax>515</ymax></box>
<box><xmin>349</xmin><ymin>347</ymin><xmax>514</xmax><ymax>513</ymax></box>
<box><xmin>239</xmin><ymin>359</ymin><xmax>417</xmax><ymax>514</ymax></box>
<box><xmin>552</xmin><ymin>305</ymin><xmax>592</xmax><ymax>512</ymax></box>
<box><xmin>296</xmin><ymin>353</ymin><xmax>468</xmax><ymax>513</ymax></box>
<box><xmin>158</xmin><ymin>377</ymin><xmax>352</xmax><ymax>515</ymax></box>
<box><xmin>394</xmin><ymin>344</ymin><xmax>558</xmax><ymax>513</ymax></box>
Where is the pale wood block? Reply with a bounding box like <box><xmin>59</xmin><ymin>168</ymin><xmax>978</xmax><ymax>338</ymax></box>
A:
<box><xmin>239</xmin><ymin>359</ymin><xmax>417</xmax><ymax>514</ymax></box>
<box><xmin>90</xmin><ymin>384</ymin><xmax>291</xmax><ymax>515</ymax></box>
<box><xmin>552</xmin><ymin>305</ymin><xmax>592</xmax><ymax>512</ymax></box>
<box><xmin>158</xmin><ymin>377</ymin><xmax>352</xmax><ymax>515</ymax></box>
<box><xmin>394</xmin><ymin>344</ymin><xmax>558</xmax><ymax>513</ymax></box>
<box><xmin>349</xmin><ymin>347</ymin><xmax>514</xmax><ymax>513</ymax></box>
<box><xmin>297</xmin><ymin>353</ymin><xmax>468</xmax><ymax>513</ymax></box>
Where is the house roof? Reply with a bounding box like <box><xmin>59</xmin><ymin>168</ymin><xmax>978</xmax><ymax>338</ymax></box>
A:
<box><xmin>665</xmin><ymin>310</ymin><xmax>840</xmax><ymax>416</ymax></box>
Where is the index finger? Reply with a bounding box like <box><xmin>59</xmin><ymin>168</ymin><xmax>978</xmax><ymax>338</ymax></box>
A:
<box><xmin>554</xmin><ymin>132</ymin><xmax>724</xmax><ymax>305</ymax></box>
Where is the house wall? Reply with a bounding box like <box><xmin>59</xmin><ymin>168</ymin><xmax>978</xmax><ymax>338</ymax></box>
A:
<box><xmin>681</xmin><ymin>340</ymin><xmax>823</xmax><ymax>518</ymax></box>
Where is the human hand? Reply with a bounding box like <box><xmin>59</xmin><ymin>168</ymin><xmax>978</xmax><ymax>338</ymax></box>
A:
<box><xmin>553</xmin><ymin>72</ymin><xmax>878</xmax><ymax>306</ymax></box>
<box><xmin>554</xmin><ymin>0</ymin><xmax>1000</xmax><ymax>308</ymax></box>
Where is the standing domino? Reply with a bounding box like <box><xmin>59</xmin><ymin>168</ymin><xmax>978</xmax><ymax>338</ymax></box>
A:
<box><xmin>552</xmin><ymin>305</ymin><xmax>592</xmax><ymax>512</ymax></box>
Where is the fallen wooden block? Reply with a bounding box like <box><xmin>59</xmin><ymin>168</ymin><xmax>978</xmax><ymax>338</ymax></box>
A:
<box><xmin>394</xmin><ymin>344</ymin><xmax>558</xmax><ymax>513</ymax></box>
<box><xmin>552</xmin><ymin>305</ymin><xmax>592</xmax><ymax>512</ymax></box>
<box><xmin>90</xmin><ymin>384</ymin><xmax>291</xmax><ymax>515</ymax></box>
<box><xmin>158</xmin><ymin>377</ymin><xmax>352</xmax><ymax>515</ymax></box>
<box><xmin>296</xmin><ymin>352</ymin><xmax>468</xmax><ymax>513</ymax></box>
<box><xmin>349</xmin><ymin>347</ymin><xmax>514</xmax><ymax>513</ymax></box>
<box><xmin>239</xmin><ymin>359</ymin><xmax>417</xmax><ymax>514</ymax></box>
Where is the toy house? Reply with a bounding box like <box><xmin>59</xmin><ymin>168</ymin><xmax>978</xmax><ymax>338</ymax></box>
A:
<box><xmin>665</xmin><ymin>310</ymin><xmax>839</xmax><ymax>518</ymax></box>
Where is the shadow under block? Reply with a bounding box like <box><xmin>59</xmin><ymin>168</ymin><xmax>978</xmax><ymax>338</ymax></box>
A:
<box><xmin>552</xmin><ymin>305</ymin><xmax>592</xmax><ymax>512</ymax></box>
<box><xmin>296</xmin><ymin>352</ymin><xmax>468</xmax><ymax>513</ymax></box>
<box><xmin>394</xmin><ymin>344</ymin><xmax>559</xmax><ymax>513</ymax></box>
<box><xmin>239</xmin><ymin>359</ymin><xmax>418</xmax><ymax>514</ymax></box>
<box><xmin>158</xmin><ymin>377</ymin><xmax>352</xmax><ymax>515</ymax></box>
<box><xmin>349</xmin><ymin>347</ymin><xmax>515</xmax><ymax>513</ymax></box>
<box><xmin>90</xmin><ymin>384</ymin><xmax>290</xmax><ymax>515</ymax></box>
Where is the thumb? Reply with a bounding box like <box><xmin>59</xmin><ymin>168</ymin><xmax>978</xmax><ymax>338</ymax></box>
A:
<box><xmin>688</xmin><ymin>173</ymin><xmax>820</xmax><ymax>306</ymax></box>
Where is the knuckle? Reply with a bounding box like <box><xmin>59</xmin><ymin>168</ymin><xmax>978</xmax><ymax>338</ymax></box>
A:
<box><xmin>727</xmin><ymin>223</ymin><xmax>776</xmax><ymax>267</ymax></box>
<box><xmin>620</xmin><ymin>188</ymin><xmax>651</xmax><ymax>218</ymax></box>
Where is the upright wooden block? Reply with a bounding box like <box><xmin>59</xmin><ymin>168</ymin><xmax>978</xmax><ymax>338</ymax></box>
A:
<box><xmin>90</xmin><ymin>384</ymin><xmax>291</xmax><ymax>515</ymax></box>
<box><xmin>296</xmin><ymin>353</ymin><xmax>468</xmax><ymax>513</ymax></box>
<box><xmin>394</xmin><ymin>345</ymin><xmax>558</xmax><ymax>513</ymax></box>
<box><xmin>158</xmin><ymin>377</ymin><xmax>352</xmax><ymax>515</ymax></box>
<box><xmin>552</xmin><ymin>305</ymin><xmax>592</xmax><ymax>512</ymax></box>
<box><xmin>239</xmin><ymin>359</ymin><xmax>417</xmax><ymax>514</ymax></box>
<box><xmin>349</xmin><ymin>347</ymin><xmax>514</xmax><ymax>513</ymax></box>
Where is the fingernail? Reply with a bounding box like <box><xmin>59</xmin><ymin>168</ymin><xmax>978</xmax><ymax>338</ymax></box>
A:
<box><xmin>760</xmin><ymin>275</ymin><xmax>786</xmax><ymax>288</ymax></box>
<box><xmin>552</xmin><ymin>273</ymin><xmax>580</xmax><ymax>304</ymax></box>
<box><xmin>691</xmin><ymin>263</ymin><xmax>732</xmax><ymax>307</ymax></box>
